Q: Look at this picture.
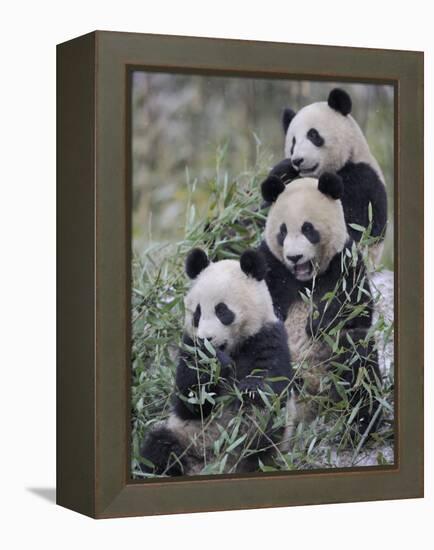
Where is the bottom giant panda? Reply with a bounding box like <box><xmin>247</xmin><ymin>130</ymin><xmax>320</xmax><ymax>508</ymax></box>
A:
<box><xmin>260</xmin><ymin>173</ymin><xmax>382</xmax><ymax>437</ymax></box>
<box><xmin>139</xmin><ymin>248</ymin><xmax>295</xmax><ymax>476</ymax></box>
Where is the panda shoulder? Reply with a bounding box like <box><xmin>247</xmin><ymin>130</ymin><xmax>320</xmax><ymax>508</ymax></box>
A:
<box><xmin>247</xmin><ymin>319</ymin><xmax>288</xmax><ymax>350</ymax></box>
<box><xmin>338</xmin><ymin>161</ymin><xmax>382</xmax><ymax>186</ymax></box>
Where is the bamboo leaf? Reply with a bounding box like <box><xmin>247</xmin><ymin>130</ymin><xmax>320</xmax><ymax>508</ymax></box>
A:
<box><xmin>226</xmin><ymin>434</ymin><xmax>247</xmax><ymax>453</ymax></box>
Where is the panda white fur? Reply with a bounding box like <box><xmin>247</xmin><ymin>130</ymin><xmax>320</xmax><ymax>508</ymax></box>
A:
<box><xmin>259</xmin><ymin>173</ymin><xmax>382</xmax><ymax>434</ymax></box>
<box><xmin>262</xmin><ymin>88</ymin><xmax>388</xmax><ymax>266</ymax></box>
<box><xmin>139</xmin><ymin>248</ymin><xmax>295</xmax><ymax>476</ymax></box>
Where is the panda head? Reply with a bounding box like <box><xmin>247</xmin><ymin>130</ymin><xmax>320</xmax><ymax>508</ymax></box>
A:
<box><xmin>262</xmin><ymin>173</ymin><xmax>348</xmax><ymax>281</ymax></box>
<box><xmin>283</xmin><ymin>88</ymin><xmax>355</xmax><ymax>177</ymax></box>
<box><xmin>183</xmin><ymin>249</ymin><xmax>276</xmax><ymax>352</ymax></box>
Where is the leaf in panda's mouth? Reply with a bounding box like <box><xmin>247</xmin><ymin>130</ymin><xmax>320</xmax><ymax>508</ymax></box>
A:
<box><xmin>294</xmin><ymin>261</ymin><xmax>313</xmax><ymax>278</ymax></box>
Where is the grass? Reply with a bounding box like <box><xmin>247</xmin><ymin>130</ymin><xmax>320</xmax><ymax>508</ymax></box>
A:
<box><xmin>131</xmin><ymin>151</ymin><xmax>394</xmax><ymax>478</ymax></box>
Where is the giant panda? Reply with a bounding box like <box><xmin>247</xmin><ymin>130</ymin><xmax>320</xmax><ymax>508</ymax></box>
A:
<box><xmin>259</xmin><ymin>172</ymin><xmax>382</xmax><ymax>436</ymax></box>
<box><xmin>262</xmin><ymin>88</ymin><xmax>388</xmax><ymax>266</ymax></box>
<box><xmin>139</xmin><ymin>248</ymin><xmax>295</xmax><ymax>476</ymax></box>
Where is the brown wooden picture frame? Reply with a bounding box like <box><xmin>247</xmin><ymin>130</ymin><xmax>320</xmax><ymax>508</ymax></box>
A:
<box><xmin>57</xmin><ymin>30</ymin><xmax>424</xmax><ymax>519</ymax></box>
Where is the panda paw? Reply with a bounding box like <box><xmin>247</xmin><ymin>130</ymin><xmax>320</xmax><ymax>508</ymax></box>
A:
<box><xmin>238</xmin><ymin>377</ymin><xmax>265</xmax><ymax>403</ymax></box>
<box><xmin>269</xmin><ymin>158</ymin><xmax>300</xmax><ymax>183</ymax></box>
<box><xmin>261</xmin><ymin>159</ymin><xmax>299</xmax><ymax>205</ymax></box>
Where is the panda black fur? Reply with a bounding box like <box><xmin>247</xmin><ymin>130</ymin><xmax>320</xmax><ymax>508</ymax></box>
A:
<box><xmin>262</xmin><ymin>88</ymin><xmax>388</xmax><ymax>266</ymax></box>
<box><xmin>260</xmin><ymin>173</ymin><xmax>382</xmax><ymax>436</ymax></box>
<box><xmin>139</xmin><ymin>248</ymin><xmax>294</xmax><ymax>476</ymax></box>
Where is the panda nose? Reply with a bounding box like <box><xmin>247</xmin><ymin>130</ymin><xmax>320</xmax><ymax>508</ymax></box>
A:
<box><xmin>198</xmin><ymin>333</ymin><xmax>214</xmax><ymax>342</ymax></box>
<box><xmin>292</xmin><ymin>157</ymin><xmax>304</xmax><ymax>168</ymax></box>
<box><xmin>287</xmin><ymin>254</ymin><xmax>303</xmax><ymax>264</ymax></box>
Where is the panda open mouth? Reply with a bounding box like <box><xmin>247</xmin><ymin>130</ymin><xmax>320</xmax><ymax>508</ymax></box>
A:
<box><xmin>299</xmin><ymin>163</ymin><xmax>319</xmax><ymax>175</ymax></box>
<box><xmin>293</xmin><ymin>260</ymin><xmax>313</xmax><ymax>280</ymax></box>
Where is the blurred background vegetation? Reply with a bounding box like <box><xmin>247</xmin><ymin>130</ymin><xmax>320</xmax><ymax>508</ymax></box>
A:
<box><xmin>132</xmin><ymin>72</ymin><xmax>394</xmax><ymax>268</ymax></box>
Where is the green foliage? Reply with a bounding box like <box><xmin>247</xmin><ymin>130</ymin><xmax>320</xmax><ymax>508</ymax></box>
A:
<box><xmin>131</xmin><ymin>155</ymin><xmax>394</xmax><ymax>479</ymax></box>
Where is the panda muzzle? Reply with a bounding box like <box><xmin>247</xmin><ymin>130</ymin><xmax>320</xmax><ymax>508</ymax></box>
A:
<box><xmin>294</xmin><ymin>260</ymin><xmax>313</xmax><ymax>278</ymax></box>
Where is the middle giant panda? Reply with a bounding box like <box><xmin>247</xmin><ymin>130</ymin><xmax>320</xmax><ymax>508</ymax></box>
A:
<box><xmin>139</xmin><ymin>248</ymin><xmax>295</xmax><ymax>476</ymax></box>
<box><xmin>259</xmin><ymin>172</ymin><xmax>382</xmax><ymax>436</ymax></box>
<box><xmin>262</xmin><ymin>88</ymin><xmax>388</xmax><ymax>266</ymax></box>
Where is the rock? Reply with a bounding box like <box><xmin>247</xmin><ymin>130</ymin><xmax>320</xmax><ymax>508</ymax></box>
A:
<box><xmin>371</xmin><ymin>269</ymin><xmax>394</xmax><ymax>378</ymax></box>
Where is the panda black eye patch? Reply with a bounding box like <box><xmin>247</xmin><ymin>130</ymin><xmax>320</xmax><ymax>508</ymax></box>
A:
<box><xmin>193</xmin><ymin>304</ymin><xmax>201</xmax><ymax>327</ymax></box>
<box><xmin>215</xmin><ymin>302</ymin><xmax>235</xmax><ymax>326</ymax></box>
<box><xmin>307</xmin><ymin>128</ymin><xmax>325</xmax><ymax>147</ymax></box>
<box><xmin>302</xmin><ymin>221</ymin><xmax>320</xmax><ymax>244</ymax></box>
<box><xmin>276</xmin><ymin>223</ymin><xmax>287</xmax><ymax>247</ymax></box>
<box><xmin>290</xmin><ymin>137</ymin><xmax>296</xmax><ymax>155</ymax></box>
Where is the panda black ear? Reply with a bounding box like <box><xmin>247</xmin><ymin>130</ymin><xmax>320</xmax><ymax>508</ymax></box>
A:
<box><xmin>261</xmin><ymin>176</ymin><xmax>286</xmax><ymax>204</ymax></box>
<box><xmin>282</xmin><ymin>108</ymin><xmax>296</xmax><ymax>134</ymax></box>
<box><xmin>318</xmin><ymin>172</ymin><xmax>344</xmax><ymax>200</ymax></box>
<box><xmin>240</xmin><ymin>249</ymin><xmax>267</xmax><ymax>281</ymax></box>
<box><xmin>327</xmin><ymin>88</ymin><xmax>352</xmax><ymax>116</ymax></box>
<box><xmin>185</xmin><ymin>248</ymin><xmax>209</xmax><ymax>279</ymax></box>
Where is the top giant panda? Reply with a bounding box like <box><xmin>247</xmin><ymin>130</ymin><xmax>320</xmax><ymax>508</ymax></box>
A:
<box><xmin>262</xmin><ymin>88</ymin><xmax>388</xmax><ymax>266</ymax></box>
<box><xmin>139</xmin><ymin>248</ymin><xmax>294</xmax><ymax>476</ymax></box>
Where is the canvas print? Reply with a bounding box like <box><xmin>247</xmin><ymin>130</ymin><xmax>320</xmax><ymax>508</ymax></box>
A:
<box><xmin>130</xmin><ymin>73</ymin><xmax>394</xmax><ymax>478</ymax></box>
